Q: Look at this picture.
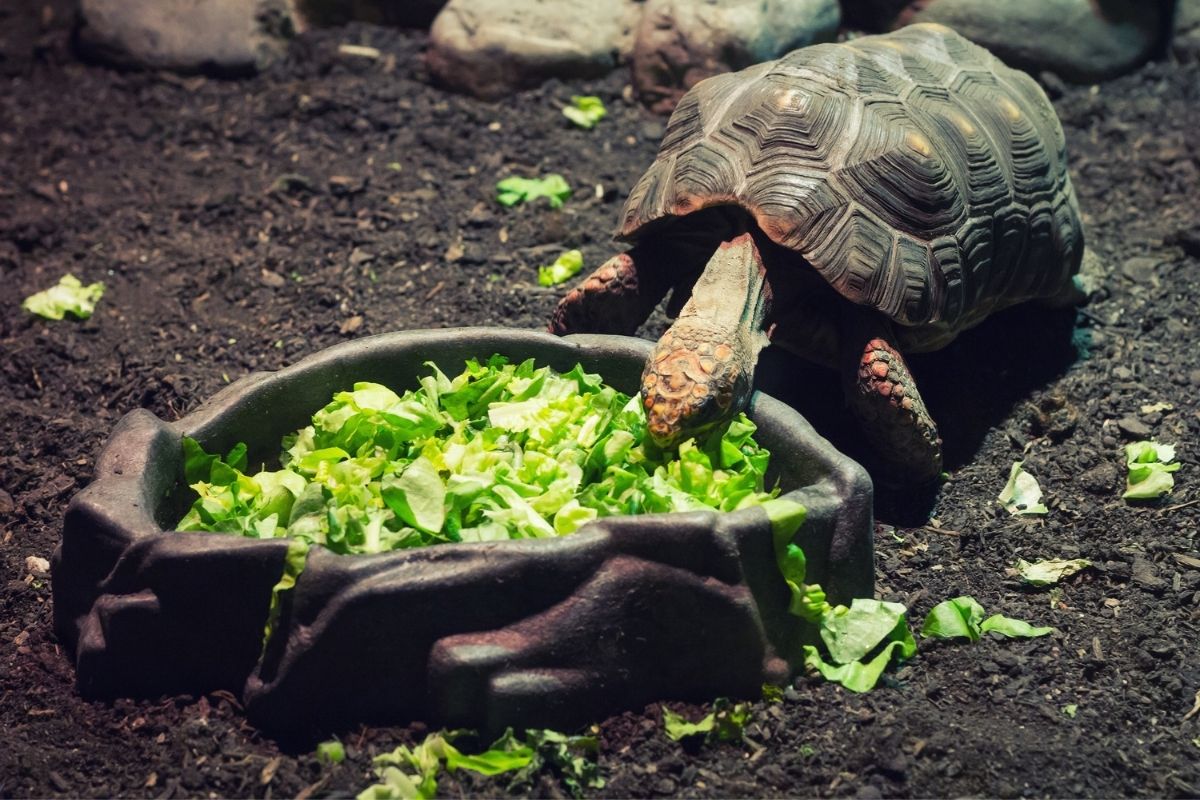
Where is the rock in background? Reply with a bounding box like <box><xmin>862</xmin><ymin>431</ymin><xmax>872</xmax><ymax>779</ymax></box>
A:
<box><xmin>426</xmin><ymin>0</ymin><xmax>641</xmax><ymax>100</ymax></box>
<box><xmin>900</xmin><ymin>0</ymin><xmax>1165</xmax><ymax>83</ymax></box>
<box><xmin>78</xmin><ymin>0</ymin><xmax>296</xmax><ymax>74</ymax></box>
<box><xmin>632</xmin><ymin>0</ymin><xmax>840</xmax><ymax>114</ymax></box>
<box><xmin>1175</xmin><ymin>0</ymin><xmax>1200</xmax><ymax>62</ymax></box>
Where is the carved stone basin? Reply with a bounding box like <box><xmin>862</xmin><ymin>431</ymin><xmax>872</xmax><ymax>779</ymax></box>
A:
<box><xmin>52</xmin><ymin>328</ymin><xmax>873</xmax><ymax>740</ymax></box>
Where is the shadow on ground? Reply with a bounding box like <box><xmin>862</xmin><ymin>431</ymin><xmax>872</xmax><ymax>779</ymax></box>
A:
<box><xmin>753</xmin><ymin>303</ymin><xmax>1085</xmax><ymax>524</ymax></box>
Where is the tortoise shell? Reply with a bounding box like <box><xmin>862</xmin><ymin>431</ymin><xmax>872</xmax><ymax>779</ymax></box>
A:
<box><xmin>620</xmin><ymin>23</ymin><xmax>1084</xmax><ymax>350</ymax></box>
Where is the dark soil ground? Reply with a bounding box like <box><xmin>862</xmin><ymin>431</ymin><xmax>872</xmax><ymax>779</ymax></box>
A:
<box><xmin>2</xmin><ymin>16</ymin><xmax>1199</xmax><ymax>800</ymax></box>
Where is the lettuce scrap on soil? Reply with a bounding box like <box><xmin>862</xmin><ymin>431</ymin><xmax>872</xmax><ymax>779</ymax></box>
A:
<box><xmin>358</xmin><ymin>728</ymin><xmax>602</xmax><ymax>800</ymax></box>
<box><xmin>495</xmin><ymin>174</ymin><xmax>572</xmax><ymax>208</ymax></box>
<box><xmin>1123</xmin><ymin>440</ymin><xmax>1180</xmax><ymax>500</ymax></box>
<box><xmin>562</xmin><ymin>95</ymin><xmax>607</xmax><ymax>129</ymax></box>
<box><xmin>921</xmin><ymin>596</ymin><xmax>1054</xmax><ymax>641</ymax></box>
<box><xmin>21</xmin><ymin>273</ymin><xmax>105</xmax><ymax>320</ymax></box>
<box><xmin>537</xmin><ymin>249</ymin><xmax>585</xmax><ymax>286</ymax></box>
<box><xmin>178</xmin><ymin>356</ymin><xmax>781</xmax><ymax>553</ymax></box>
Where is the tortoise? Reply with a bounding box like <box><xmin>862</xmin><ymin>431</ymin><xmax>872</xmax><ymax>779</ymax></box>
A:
<box><xmin>548</xmin><ymin>23</ymin><xmax>1084</xmax><ymax>485</ymax></box>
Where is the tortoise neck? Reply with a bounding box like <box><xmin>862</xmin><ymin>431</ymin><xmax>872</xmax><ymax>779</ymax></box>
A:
<box><xmin>676</xmin><ymin>232</ymin><xmax>773</xmax><ymax>349</ymax></box>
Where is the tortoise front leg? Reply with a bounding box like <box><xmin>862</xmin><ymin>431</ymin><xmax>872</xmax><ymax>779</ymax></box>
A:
<box><xmin>548</xmin><ymin>246</ymin><xmax>672</xmax><ymax>336</ymax></box>
<box><xmin>839</xmin><ymin>312</ymin><xmax>943</xmax><ymax>486</ymax></box>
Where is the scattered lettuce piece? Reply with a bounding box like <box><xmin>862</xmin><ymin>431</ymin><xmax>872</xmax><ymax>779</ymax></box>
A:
<box><xmin>1015</xmin><ymin>557</ymin><xmax>1092</xmax><ymax>586</ymax></box>
<box><xmin>1062</xmin><ymin>704</ymin><xmax>1078</xmax><ymax>718</ymax></box>
<box><xmin>22</xmin><ymin>274</ymin><xmax>105</xmax><ymax>320</ymax></box>
<box><xmin>317</xmin><ymin>739</ymin><xmax>346</xmax><ymax>765</ymax></box>
<box><xmin>537</xmin><ymin>249</ymin><xmax>585</xmax><ymax>287</ymax></box>
<box><xmin>998</xmin><ymin>461</ymin><xmax>1048</xmax><ymax>515</ymax></box>
<box><xmin>263</xmin><ymin>539</ymin><xmax>310</xmax><ymax>651</ymax></box>
<box><xmin>802</xmin><ymin>599</ymin><xmax>916</xmax><ymax>692</ymax></box>
<box><xmin>663</xmin><ymin>698</ymin><xmax>750</xmax><ymax>743</ymax></box>
<box><xmin>1123</xmin><ymin>440</ymin><xmax>1180</xmax><ymax>500</ymax></box>
<box><xmin>921</xmin><ymin>595</ymin><xmax>985</xmax><ymax>642</ymax></box>
<box><xmin>496</xmin><ymin>174</ymin><xmax>572</xmax><ymax>209</ymax></box>
<box><xmin>761</xmin><ymin>683</ymin><xmax>785</xmax><ymax>704</ymax></box>
<box><xmin>179</xmin><ymin>357</ymin><xmax>779</xmax><ymax>554</ymax></box>
<box><xmin>980</xmin><ymin>614</ymin><xmax>1054</xmax><ymax>639</ymax></box>
<box><xmin>921</xmin><ymin>596</ymin><xmax>1053</xmax><ymax>641</ymax></box>
<box><xmin>765</xmin><ymin>498</ymin><xmax>828</xmax><ymax>623</ymax></box>
<box><xmin>510</xmin><ymin>729</ymin><xmax>604</xmax><ymax>797</ymax></box>
<box><xmin>562</xmin><ymin>95</ymin><xmax>607</xmax><ymax>129</ymax></box>
<box><xmin>358</xmin><ymin>729</ymin><xmax>600</xmax><ymax>800</ymax></box>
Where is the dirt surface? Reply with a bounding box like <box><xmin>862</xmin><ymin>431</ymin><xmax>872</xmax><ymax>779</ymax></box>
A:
<box><xmin>2</xmin><ymin>19</ymin><xmax>1200</xmax><ymax>800</ymax></box>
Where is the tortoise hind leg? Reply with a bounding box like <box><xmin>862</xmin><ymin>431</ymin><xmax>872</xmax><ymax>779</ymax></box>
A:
<box><xmin>548</xmin><ymin>246</ymin><xmax>672</xmax><ymax>336</ymax></box>
<box><xmin>838</xmin><ymin>311</ymin><xmax>943</xmax><ymax>486</ymax></box>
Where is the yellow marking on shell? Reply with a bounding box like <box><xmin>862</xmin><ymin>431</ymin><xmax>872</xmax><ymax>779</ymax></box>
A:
<box><xmin>947</xmin><ymin>110</ymin><xmax>976</xmax><ymax>136</ymax></box>
<box><xmin>905</xmin><ymin>131</ymin><xmax>932</xmax><ymax>157</ymax></box>
<box><xmin>773</xmin><ymin>88</ymin><xmax>809</xmax><ymax>112</ymax></box>
<box><xmin>692</xmin><ymin>384</ymin><xmax>708</xmax><ymax>398</ymax></box>
<box><xmin>998</xmin><ymin>96</ymin><xmax>1022</xmax><ymax>122</ymax></box>
<box><xmin>714</xmin><ymin>344</ymin><xmax>733</xmax><ymax>361</ymax></box>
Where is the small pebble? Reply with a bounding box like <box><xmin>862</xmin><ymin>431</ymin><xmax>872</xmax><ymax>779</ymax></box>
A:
<box><xmin>1116</xmin><ymin>417</ymin><xmax>1153</xmax><ymax>438</ymax></box>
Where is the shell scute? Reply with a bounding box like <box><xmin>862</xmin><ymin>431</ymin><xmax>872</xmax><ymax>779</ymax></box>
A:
<box><xmin>620</xmin><ymin>23</ymin><xmax>1082</xmax><ymax>335</ymax></box>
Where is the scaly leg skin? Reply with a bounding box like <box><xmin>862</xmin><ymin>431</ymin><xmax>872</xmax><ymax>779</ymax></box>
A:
<box><xmin>548</xmin><ymin>246</ymin><xmax>671</xmax><ymax>336</ymax></box>
<box><xmin>840</xmin><ymin>321</ymin><xmax>943</xmax><ymax>487</ymax></box>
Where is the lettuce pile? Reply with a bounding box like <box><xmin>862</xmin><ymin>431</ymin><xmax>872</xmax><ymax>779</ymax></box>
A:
<box><xmin>178</xmin><ymin>356</ymin><xmax>777</xmax><ymax>553</ymax></box>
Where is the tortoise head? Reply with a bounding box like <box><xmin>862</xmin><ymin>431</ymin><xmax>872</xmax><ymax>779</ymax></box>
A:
<box><xmin>639</xmin><ymin>232</ymin><xmax>771</xmax><ymax>447</ymax></box>
<box><xmin>641</xmin><ymin>330</ymin><xmax>756</xmax><ymax>447</ymax></box>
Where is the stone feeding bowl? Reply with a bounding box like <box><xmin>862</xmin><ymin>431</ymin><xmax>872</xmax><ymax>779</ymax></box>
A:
<box><xmin>52</xmin><ymin>328</ymin><xmax>874</xmax><ymax>740</ymax></box>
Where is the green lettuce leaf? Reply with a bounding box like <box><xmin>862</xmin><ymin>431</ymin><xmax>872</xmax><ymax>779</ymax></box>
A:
<box><xmin>980</xmin><ymin>614</ymin><xmax>1054</xmax><ymax>638</ymax></box>
<box><xmin>316</xmin><ymin>739</ymin><xmax>345</xmax><ymax>765</ymax></box>
<box><xmin>1123</xmin><ymin>440</ymin><xmax>1180</xmax><ymax>500</ymax></box>
<box><xmin>922</xmin><ymin>596</ymin><xmax>1053</xmax><ymax>641</ymax></box>
<box><xmin>802</xmin><ymin>598</ymin><xmax>916</xmax><ymax>692</ymax></box>
<box><xmin>22</xmin><ymin>274</ymin><xmax>105</xmax><ymax>320</ymax></box>
<box><xmin>663</xmin><ymin>698</ymin><xmax>749</xmax><ymax>743</ymax></box>
<box><xmin>802</xmin><ymin>638</ymin><xmax>912</xmax><ymax>693</ymax></box>
<box><xmin>537</xmin><ymin>249</ymin><xmax>585</xmax><ymax>286</ymax></box>
<box><xmin>495</xmin><ymin>174</ymin><xmax>572</xmax><ymax>208</ymax></box>
<box><xmin>998</xmin><ymin>461</ymin><xmax>1048</xmax><ymax>515</ymax></box>
<box><xmin>179</xmin><ymin>358</ymin><xmax>779</xmax><ymax>557</ymax></box>
<box><xmin>562</xmin><ymin>95</ymin><xmax>607</xmax><ymax>129</ymax></box>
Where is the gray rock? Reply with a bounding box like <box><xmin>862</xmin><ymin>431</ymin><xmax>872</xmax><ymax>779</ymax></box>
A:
<box><xmin>1079</xmin><ymin>462</ymin><xmax>1118</xmax><ymax>495</ymax></box>
<box><xmin>1116</xmin><ymin>416</ymin><xmax>1153</xmax><ymax>438</ymax></box>
<box><xmin>427</xmin><ymin>0</ymin><xmax>642</xmax><ymax>99</ymax></box>
<box><xmin>632</xmin><ymin>0</ymin><xmax>840</xmax><ymax>114</ymax></box>
<box><xmin>1120</xmin><ymin>255</ymin><xmax>1161</xmax><ymax>284</ymax></box>
<box><xmin>905</xmin><ymin>0</ymin><xmax>1163</xmax><ymax>83</ymax></box>
<box><xmin>1178</xmin><ymin>0</ymin><xmax>1200</xmax><ymax>33</ymax></box>
<box><xmin>79</xmin><ymin>0</ymin><xmax>294</xmax><ymax>74</ymax></box>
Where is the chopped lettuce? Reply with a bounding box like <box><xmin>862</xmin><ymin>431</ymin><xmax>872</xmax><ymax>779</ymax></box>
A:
<box><xmin>537</xmin><ymin>249</ymin><xmax>585</xmax><ymax>286</ymax></box>
<box><xmin>316</xmin><ymin>739</ymin><xmax>346</xmax><ymax>765</ymax></box>
<box><xmin>921</xmin><ymin>596</ymin><xmax>1053</xmax><ymax>641</ymax></box>
<box><xmin>495</xmin><ymin>174</ymin><xmax>572</xmax><ymax>209</ymax></box>
<box><xmin>358</xmin><ymin>728</ymin><xmax>600</xmax><ymax>800</ymax></box>
<box><xmin>22</xmin><ymin>274</ymin><xmax>105</xmax><ymax>320</ymax></box>
<box><xmin>1123</xmin><ymin>440</ymin><xmax>1179</xmax><ymax>500</ymax></box>
<box><xmin>662</xmin><ymin>698</ymin><xmax>750</xmax><ymax>743</ymax></box>
<box><xmin>178</xmin><ymin>356</ymin><xmax>779</xmax><ymax>553</ymax></box>
<box><xmin>1014</xmin><ymin>557</ymin><xmax>1092</xmax><ymax>586</ymax></box>
<box><xmin>562</xmin><ymin>96</ymin><xmax>607</xmax><ymax>129</ymax></box>
<box><xmin>998</xmin><ymin>461</ymin><xmax>1048</xmax><ymax>515</ymax></box>
<box><xmin>802</xmin><ymin>599</ymin><xmax>916</xmax><ymax>692</ymax></box>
